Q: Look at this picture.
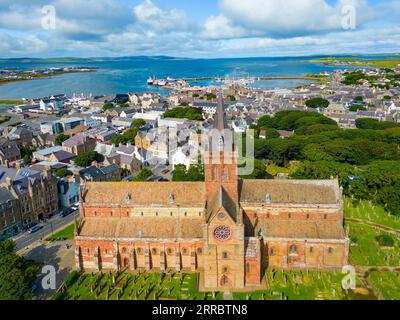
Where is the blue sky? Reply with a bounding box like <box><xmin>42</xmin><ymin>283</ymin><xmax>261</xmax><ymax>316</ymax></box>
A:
<box><xmin>0</xmin><ymin>0</ymin><xmax>399</xmax><ymax>58</ymax></box>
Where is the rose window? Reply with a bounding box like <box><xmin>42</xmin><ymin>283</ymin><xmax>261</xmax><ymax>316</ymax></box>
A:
<box><xmin>213</xmin><ymin>225</ymin><xmax>232</xmax><ymax>241</ymax></box>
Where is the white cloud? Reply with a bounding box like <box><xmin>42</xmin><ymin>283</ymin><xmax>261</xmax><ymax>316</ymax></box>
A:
<box><xmin>203</xmin><ymin>14</ymin><xmax>248</xmax><ymax>39</ymax></box>
<box><xmin>216</xmin><ymin>0</ymin><xmax>359</xmax><ymax>38</ymax></box>
<box><xmin>133</xmin><ymin>0</ymin><xmax>190</xmax><ymax>34</ymax></box>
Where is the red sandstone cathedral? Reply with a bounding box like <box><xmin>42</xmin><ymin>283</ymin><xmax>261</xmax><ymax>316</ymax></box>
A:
<box><xmin>75</xmin><ymin>94</ymin><xmax>349</xmax><ymax>291</ymax></box>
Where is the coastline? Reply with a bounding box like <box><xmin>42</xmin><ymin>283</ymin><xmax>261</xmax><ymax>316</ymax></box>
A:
<box><xmin>0</xmin><ymin>69</ymin><xmax>97</xmax><ymax>87</ymax></box>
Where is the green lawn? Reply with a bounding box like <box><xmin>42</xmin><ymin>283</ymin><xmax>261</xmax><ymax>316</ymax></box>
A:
<box><xmin>347</xmin><ymin>222</ymin><xmax>400</xmax><ymax>267</ymax></box>
<box><xmin>54</xmin><ymin>272</ymin><xmax>223</xmax><ymax>300</ymax></box>
<box><xmin>233</xmin><ymin>270</ymin><xmax>353</xmax><ymax>300</ymax></box>
<box><xmin>48</xmin><ymin>223</ymin><xmax>75</xmax><ymax>240</ymax></box>
<box><xmin>344</xmin><ymin>198</ymin><xmax>400</xmax><ymax>230</ymax></box>
<box><xmin>0</xmin><ymin>99</ymin><xmax>24</xmax><ymax>105</ymax></box>
<box><xmin>367</xmin><ymin>271</ymin><xmax>400</xmax><ymax>300</ymax></box>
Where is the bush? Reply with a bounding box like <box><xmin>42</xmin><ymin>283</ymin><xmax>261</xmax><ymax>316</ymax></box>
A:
<box><xmin>74</xmin><ymin>151</ymin><xmax>104</xmax><ymax>167</ymax></box>
<box><xmin>375</xmin><ymin>235</ymin><xmax>395</xmax><ymax>247</ymax></box>
<box><xmin>305</xmin><ymin>97</ymin><xmax>330</xmax><ymax>109</ymax></box>
<box><xmin>56</xmin><ymin>168</ymin><xmax>73</xmax><ymax>178</ymax></box>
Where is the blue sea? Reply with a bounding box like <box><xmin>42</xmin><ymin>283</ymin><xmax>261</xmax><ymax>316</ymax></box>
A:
<box><xmin>0</xmin><ymin>55</ymin><xmax>391</xmax><ymax>99</ymax></box>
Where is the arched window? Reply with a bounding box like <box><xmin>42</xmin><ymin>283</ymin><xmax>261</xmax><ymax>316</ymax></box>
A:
<box><xmin>136</xmin><ymin>248</ymin><xmax>142</xmax><ymax>254</ymax></box>
<box><xmin>121</xmin><ymin>247</ymin><xmax>127</xmax><ymax>254</ymax></box>
<box><xmin>222</xmin><ymin>167</ymin><xmax>229</xmax><ymax>181</ymax></box>
<box><xmin>269</xmin><ymin>248</ymin><xmax>275</xmax><ymax>256</ymax></box>
<box><xmin>328</xmin><ymin>247</ymin><xmax>333</xmax><ymax>254</ymax></box>
<box><xmin>152</xmin><ymin>248</ymin><xmax>157</xmax><ymax>255</ymax></box>
<box><xmin>222</xmin><ymin>252</ymin><xmax>228</xmax><ymax>259</ymax></box>
<box><xmin>223</xmin><ymin>267</ymin><xmax>229</xmax><ymax>273</ymax></box>
<box><xmin>167</xmin><ymin>248</ymin><xmax>172</xmax><ymax>255</ymax></box>
<box><xmin>123</xmin><ymin>258</ymin><xmax>129</xmax><ymax>268</ymax></box>
<box><xmin>310</xmin><ymin>247</ymin><xmax>314</xmax><ymax>253</ymax></box>
<box><xmin>220</xmin><ymin>275</ymin><xmax>229</xmax><ymax>286</ymax></box>
<box><xmin>289</xmin><ymin>245</ymin><xmax>298</xmax><ymax>254</ymax></box>
<box><xmin>182</xmin><ymin>248</ymin><xmax>188</xmax><ymax>255</ymax></box>
<box><xmin>213</xmin><ymin>167</ymin><xmax>219</xmax><ymax>181</ymax></box>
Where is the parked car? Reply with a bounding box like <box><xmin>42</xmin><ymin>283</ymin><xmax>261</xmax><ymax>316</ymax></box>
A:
<box><xmin>28</xmin><ymin>225</ymin><xmax>43</xmax><ymax>234</ymax></box>
<box><xmin>25</xmin><ymin>222</ymin><xmax>37</xmax><ymax>231</ymax></box>
<box><xmin>60</xmin><ymin>208</ymin><xmax>74</xmax><ymax>217</ymax></box>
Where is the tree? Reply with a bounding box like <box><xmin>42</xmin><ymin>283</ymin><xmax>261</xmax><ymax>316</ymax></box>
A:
<box><xmin>260</xmin><ymin>128</ymin><xmax>280</xmax><ymax>139</ymax></box>
<box><xmin>132</xmin><ymin>169</ymin><xmax>153</xmax><ymax>181</ymax></box>
<box><xmin>132</xmin><ymin>119</ymin><xmax>146</xmax><ymax>129</ymax></box>
<box><xmin>349</xmin><ymin>105</ymin><xmax>367</xmax><ymax>112</ymax></box>
<box><xmin>74</xmin><ymin>151</ymin><xmax>104</xmax><ymax>167</ymax></box>
<box><xmin>354</xmin><ymin>96</ymin><xmax>364</xmax><ymax>102</ymax></box>
<box><xmin>205</xmin><ymin>93</ymin><xmax>217</xmax><ymax>101</ymax></box>
<box><xmin>110</xmin><ymin>128</ymin><xmax>138</xmax><ymax>145</ymax></box>
<box><xmin>305</xmin><ymin>97</ymin><xmax>330</xmax><ymax>109</ymax></box>
<box><xmin>256</xmin><ymin>115</ymin><xmax>276</xmax><ymax>129</ymax></box>
<box><xmin>56</xmin><ymin>168</ymin><xmax>73</xmax><ymax>178</ymax></box>
<box><xmin>163</xmin><ymin>107</ymin><xmax>203</xmax><ymax>121</ymax></box>
<box><xmin>356</xmin><ymin>118</ymin><xmax>399</xmax><ymax>130</ymax></box>
<box><xmin>103</xmin><ymin>103</ymin><xmax>114</xmax><ymax>111</ymax></box>
<box><xmin>240</xmin><ymin>159</ymin><xmax>269</xmax><ymax>179</ymax></box>
<box><xmin>55</xmin><ymin>133</ymin><xmax>70</xmax><ymax>146</ymax></box>
<box><xmin>0</xmin><ymin>240</ymin><xmax>39</xmax><ymax>300</ymax></box>
<box><xmin>20</xmin><ymin>146</ymin><xmax>36</xmax><ymax>163</ymax></box>
<box><xmin>172</xmin><ymin>164</ymin><xmax>204</xmax><ymax>182</ymax></box>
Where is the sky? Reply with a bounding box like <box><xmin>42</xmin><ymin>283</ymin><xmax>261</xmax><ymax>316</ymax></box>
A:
<box><xmin>0</xmin><ymin>0</ymin><xmax>399</xmax><ymax>58</ymax></box>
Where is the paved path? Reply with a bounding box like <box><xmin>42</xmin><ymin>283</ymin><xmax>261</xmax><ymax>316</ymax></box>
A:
<box><xmin>14</xmin><ymin>210</ymin><xmax>78</xmax><ymax>252</ymax></box>
<box><xmin>223</xmin><ymin>292</ymin><xmax>233</xmax><ymax>300</ymax></box>
<box><xmin>22</xmin><ymin>241</ymin><xmax>75</xmax><ymax>300</ymax></box>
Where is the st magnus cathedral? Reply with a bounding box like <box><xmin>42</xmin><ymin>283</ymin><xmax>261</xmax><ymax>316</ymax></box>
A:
<box><xmin>74</xmin><ymin>94</ymin><xmax>349</xmax><ymax>291</ymax></box>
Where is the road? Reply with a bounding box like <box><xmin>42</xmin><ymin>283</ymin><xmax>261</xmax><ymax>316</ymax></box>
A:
<box><xmin>13</xmin><ymin>210</ymin><xmax>79</xmax><ymax>251</ymax></box>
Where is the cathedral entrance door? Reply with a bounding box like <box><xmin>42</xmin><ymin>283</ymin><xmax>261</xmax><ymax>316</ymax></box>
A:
<box><xmin>220</xmin><ymin>275</ymin><xmax>230</xmax><ymax>287</ymax></box>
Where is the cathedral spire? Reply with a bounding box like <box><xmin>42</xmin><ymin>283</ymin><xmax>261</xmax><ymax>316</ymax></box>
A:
<box><xmin>213</xmin><ymin>91</ymin><xmax>228</xmax><ymax>131</ymax></box>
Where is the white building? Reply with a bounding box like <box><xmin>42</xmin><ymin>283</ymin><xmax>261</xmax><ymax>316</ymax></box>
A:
<box><xmin>132</xmin><ymin>112</ymin><xmax>162</xmax><ymax>122</ymax></box>
<box><xmin>94</xmin><ymin>142</ymin><xmax>116</xmax><ymax>157</ymax></box>
<box><xmin>40</xmin><ymin>97</ymin><xmax>64</xmax><ymax>111</ymax></box>
<box><xmin>171</xmin><ymin>146</ymin><xmax>198</xmax><ymax>170</ymax></box>
<box><xmin>84</xmin><ymin>117</ymin><xmax>103</xmax><ymax>128</ymax></box>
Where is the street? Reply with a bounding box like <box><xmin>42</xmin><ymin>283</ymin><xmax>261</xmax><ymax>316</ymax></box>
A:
<box><xmin>13</xmin><ymin>210</ymin><xmax>79</xmax><ymax>251</ymax></box>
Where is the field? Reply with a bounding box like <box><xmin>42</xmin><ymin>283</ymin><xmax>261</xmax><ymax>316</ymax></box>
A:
<box><xmin>47</xmin><ymin>223</ymin><xmax>75</xmax><ymax>241</ymax></box>
<box><xmin>311</xmin><ymin>57</ymin><xmax>400</xmax><ymax>69</ymax></box>
<box><xmin>0</xmin><ymin>99</ymin><xmax>24</xmax><ymax>105</ymax></box>
<box><xmin>233</xmin><ymin>270</ymin><xmax>354</xmax><ymax>300</ymax></box>
<box><xmin>367</xmin><ymin>272</ymin><xmax>400</xmax><ymax>300</ymax></box>
<box><xmin>347</xmin><ymin>222</ymin><xmax>400</xmax><ymax>266</ymax></box>
<box><xmin>54</xmin><ymin>272</ymin><xmax>223</xmax><ymax>300</ymax></box>
<box><xmin>344</xmin><ymin>198</ymin><xmax>400</xmax><ymax>230</ymax></box>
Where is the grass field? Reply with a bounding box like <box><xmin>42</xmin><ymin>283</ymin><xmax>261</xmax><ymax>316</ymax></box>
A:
<box><xmin>367</xmin><ymin>272</ymin><xmax>400</xmax><ymax>300</ymax></box>
<box><xmin>347</xmin><ymin>222</ymin><xmax>400</xmax><ymax>267</ymax></box>
<box><xmin>54</xmin><ymin>272</ymin><xmax>223</xmax><ymax>300</ymax></box>
<box><xmin>47</xmin><ymin>223</ymin><xmax>75</xmax><ymax>241</ymax></box>
<box><xmin>311</xmin><ymin>57</ymin><xmax>400</xmax><ymax>69</ymax></box>
<box><xmin>0</xmin><ymin>99</ymin><xmax>24</xmax><ymax>105</ymax></box>
<box><xmin>233</xmin><ymin>270</ymin><xmax>353</xmax><ymax>300</ymax></box>
<box><xmin>344</xmin><ymin>198</ymin><xmax>400</xmax><ymax>230</ymax></box>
